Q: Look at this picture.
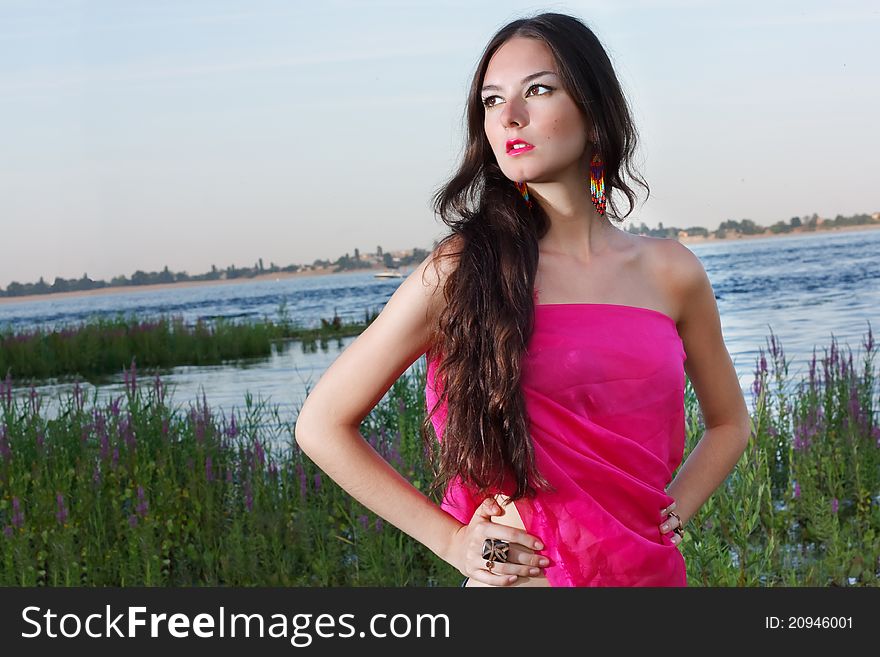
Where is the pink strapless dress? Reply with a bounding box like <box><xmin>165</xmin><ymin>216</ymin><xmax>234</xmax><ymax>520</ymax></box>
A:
<box><xmin>425</xmin><ymin>294</ymin><xmax>688</xmax><ymax>586</ymax></box>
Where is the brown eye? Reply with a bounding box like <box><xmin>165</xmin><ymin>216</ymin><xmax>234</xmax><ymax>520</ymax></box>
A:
<box><xmin>527</xmin><ymin>83</ymin><xmax>553</xmax><ymax>97</ymax></box>
<box><xmin>482</xmin><ymin>84</ymin><xmax>552</xmax><ymax>110</ymax></box>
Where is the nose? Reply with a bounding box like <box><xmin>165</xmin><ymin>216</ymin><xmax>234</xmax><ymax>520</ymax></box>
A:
<box><xmin>499</xmin><ymin>96</ymin><xmax>528</xmax><ymax>129</ymax></box>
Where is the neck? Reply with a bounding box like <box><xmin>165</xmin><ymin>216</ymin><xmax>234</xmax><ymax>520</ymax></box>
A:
<box><xmin>529</xmin><ymin>169</ymin><xmax>610</xmax><ymax>263</ymax></box>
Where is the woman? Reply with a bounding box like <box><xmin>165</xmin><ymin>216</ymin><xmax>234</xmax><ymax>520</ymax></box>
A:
<box><xmin>295</xmin><ymin>12</ymin><xmax>751</xmax><ymax>587</ymax></box>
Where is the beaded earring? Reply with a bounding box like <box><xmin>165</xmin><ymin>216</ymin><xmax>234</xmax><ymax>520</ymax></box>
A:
<box><xmin>514</xmin><ymin>181</ymin><xmax>532</xmax><ymax>209</ymax></box>
<box><xmin>590</xmin><ymin>152</ymin><xmax>607</xmax><ymax>216</ymax></box>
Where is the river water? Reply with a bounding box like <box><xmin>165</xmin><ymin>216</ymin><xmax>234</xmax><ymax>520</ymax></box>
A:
<box><xmin>1</xmin><ymin>228</ymin><xmax>877</xmax><ymax>441</ymax></box>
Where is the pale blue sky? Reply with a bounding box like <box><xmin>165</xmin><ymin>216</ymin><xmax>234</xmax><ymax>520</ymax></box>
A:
<box><xmin>0</xmin><ymin>0</ymin><xmax>876</xmax><ymax>289</ymax></box>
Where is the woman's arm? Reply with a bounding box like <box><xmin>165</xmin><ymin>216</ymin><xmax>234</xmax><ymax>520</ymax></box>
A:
<box><xmin>294</xmin><ymin>247</ymin><xmax>462</xmax><ymax>561</ymax></box>
<box><xmin>662</xmin><ymin>240</ymin><xmax>751</xmax><ymax>528</ymax></box>
<box><xmin>294</xmin><ymin>240</ymin><xmax>546</xmax><ymax>580</ymax></box>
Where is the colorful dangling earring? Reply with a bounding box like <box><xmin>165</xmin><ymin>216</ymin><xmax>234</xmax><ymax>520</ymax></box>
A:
<box><xmin>514</xmin><ymin>181</ymin><xmax>532</xmax><ymax>209</ymax></box>
<box><xmin>589</xmin><ymin>152</ymin><xmax>607</xmax><ymax>216</ymax></box>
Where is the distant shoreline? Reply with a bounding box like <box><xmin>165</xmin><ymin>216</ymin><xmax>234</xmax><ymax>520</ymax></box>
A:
<box><xmin>0</xmin><ymin>265</ymin><xmax>393</xmax><ymax>307</ymax></box>
<box><xmin>676</xmin><ymin>221</ymin><xmax>880</xmax><ymax>246</ymax></box>
<box><xmin>1</xmin><ymin>223</ymin><xmax>877</xmax><ymax>307</ymax></box>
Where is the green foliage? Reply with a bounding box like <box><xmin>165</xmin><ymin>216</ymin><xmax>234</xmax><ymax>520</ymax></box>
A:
<box><xmin>0</xmin><ymin>356</ymin><xmax>450</xmax><ymax>586</ymax></box>
<box><xmin>679</xmin><ymin>324</ymin><xmax>879</xmax><ymax>586</ymax></box>
<box><xmin>0</xmin><ymin>303</ymin><xmax>380</xmax><ymax>380</ymax></box>
<box><xmin>0</xmin><ymin>323</ymin><xmax>877</xmax><ymax>586</ymax></box>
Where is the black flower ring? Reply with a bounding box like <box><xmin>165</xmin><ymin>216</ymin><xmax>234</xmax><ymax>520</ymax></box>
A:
<box><xmin>482</xmin><ymin>538</ymin><xmax>510</xmax><ymax>563</ymax></box>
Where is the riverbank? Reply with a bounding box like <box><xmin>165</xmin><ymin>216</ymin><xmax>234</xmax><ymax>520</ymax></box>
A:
<box><xmin>677</xmin><ymin>221</ymin><xmax>880</xmax><ymax>245</ymax></box>
<box><xmin>0</xmin><ymin>264</ymin><xmax>400</xmax><ymax>307</ymax></box>
<box><xmin>2</xmin><ymin>222</ymin><xmax>877</xmax><ymax>306</ymax></box>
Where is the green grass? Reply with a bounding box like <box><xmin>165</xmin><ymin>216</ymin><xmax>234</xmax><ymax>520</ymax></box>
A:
<box><xmin>0</xmin><ymin>323</ymin><xmax>877</xmax><ymax>586</ymax></box>
<box><xmin>0</xmin><ymin>301</ymin><xmax>380</xmax><ymax>381</ymax></box>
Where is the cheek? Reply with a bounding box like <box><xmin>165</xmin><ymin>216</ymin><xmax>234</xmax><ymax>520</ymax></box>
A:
<box><xmin>547</xmin><ymin>112</ymin><xmax>584</xmax><ymax>142</ymax></box>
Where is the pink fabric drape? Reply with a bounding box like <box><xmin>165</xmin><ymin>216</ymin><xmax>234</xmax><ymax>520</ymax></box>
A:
<box><xmin>425</xmin><ymin>298</ymin><xmax>688</xmax><ymax>586</ymax></box>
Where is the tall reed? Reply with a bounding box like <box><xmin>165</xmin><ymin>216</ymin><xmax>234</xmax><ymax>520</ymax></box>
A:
<box><xmin>0</xmin><ymin>302</ymin><xmax>380</xmax><ymax>381</ymax></box>
<box><xmin>0</xmin><ymin>324</ymin><xmax>876</xmax><ymax>586</ymax></box>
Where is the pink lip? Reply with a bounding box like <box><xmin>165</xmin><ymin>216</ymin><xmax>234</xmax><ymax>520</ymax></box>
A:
<box><xmin>507</xmin><ymin>143</ymin><xmax>534</xmax><ymax>156</ymax></box>
<box><xmin>506</xmin><ymin>139</ymin><xmax>535</xmax><ymax>155</ymax></box>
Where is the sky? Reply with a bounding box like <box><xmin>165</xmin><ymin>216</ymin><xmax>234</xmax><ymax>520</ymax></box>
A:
<box><xmin>0</xmin><ymin>0</ymin><xmax>877</xmax><ymax>289</ymax></box>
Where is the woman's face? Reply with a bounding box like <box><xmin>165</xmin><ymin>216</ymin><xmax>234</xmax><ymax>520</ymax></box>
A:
<box><xmin>481</xmin><ymin>36</ymin><xmax>592</xmax><ymax>184</ymax></box>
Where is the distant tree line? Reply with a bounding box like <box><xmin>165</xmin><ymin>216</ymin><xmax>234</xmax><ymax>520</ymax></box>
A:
<box><xmin>2</xmin><ymin>214</ymin><xmax>876</xmax><ymax>298</ymax></box>
<box><xmin>624</xmin><ymin>211</ymin><xmax>878</xmax><ymax>240</ymax></box>
<box><xmin>0</xmin><ymin>260</ymin><xmax>301</xmax><ymax>298</ymax></box>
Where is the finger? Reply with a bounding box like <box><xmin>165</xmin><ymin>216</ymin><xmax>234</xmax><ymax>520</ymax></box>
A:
<box><xmin>480</xmin><ymin>556</ymin><xmax>545</xmax><ymax>579</ymax></box>
<box><xmin>474</xmin><ymin>497</ymin><xmax>501</xmax><ymax>521</ymax></box>
<box><xmin>506</xmin><ymin>544</ymin><xmax>551</xmax><ymax>568</ymax></box>
<box><xmin>659</xmin><ymin>515</ymin><xmax>681</xmax><ymax>534</ymax></box>
<box><xmin>660</xmin><ymin>500</ymin><xmax>677</xmax><ymax>515</ymax></box>
<box><xmin>468</xmin><ymin>572</ymin><xmax>519</xmax><ymax>586</ymax></box>
<box><xmin>468</xmin><ymin>566</ymin><xmax>522</xmax><ymax>587</ymax></box>
<box><xmin>481</xmin><ymin>525</ymin><xmax>545</xmax><ymax>551</ymax></box>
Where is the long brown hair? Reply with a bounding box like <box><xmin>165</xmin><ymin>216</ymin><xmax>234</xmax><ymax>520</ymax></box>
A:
<box><xmin>421</xmin><ymin>12</ymin><xmax>649</xmax><ymax>506</ymax></box>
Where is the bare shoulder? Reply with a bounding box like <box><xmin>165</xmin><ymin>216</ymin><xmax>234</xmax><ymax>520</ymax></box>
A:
<box><xmin>638</xmin><ymin>235</ymin><xmax>707</xmax><ymax>325</ymax></box>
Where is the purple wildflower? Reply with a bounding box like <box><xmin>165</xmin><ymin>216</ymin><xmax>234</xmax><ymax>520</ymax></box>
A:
<box><xmin>55</xmin><ymin>493</ymin><xmax>68</xmax><ymax>525</ymax></box>
<box><xmin>29</xmin><ymin>385</ymin><xmax>41</xmax><ymax>416</ymax></box>
<box><xmin>358</xmin><ymin>514</ymin><xmax>369</xmax><ymax>531</ymax></box>
<box><xmin>793</xmin><ymin>405</ymin><xmax>822</xmax><ymax>452</ymax></box>
<box><xmin>2</xmin><ymin>526</ymin><xmax>12</xmax><ymax>538</ymax></box>
<box><xmin>136</xmin><ymin>485</ymin><xmax>148</xmax><ymax>517</ymax></box>
<box><xmin>205</xmin><ymin>455</ymin><xmax>213</xmax><ymax>482</ymax></box>
<box><xmin>751</xmin><ymin>348</ymin><xmax>767</xmax><ymax>403</ymax></box>
<box><xmin>768</xmin><ymin>331</ymin><xmax>783</xmax><ymax>364</ymax></box>
<box><xmin>121</xmin><ymin>415</ymin><xmax>136</xmax><ymax>451</ymax></box>
<box><xmin>374</xmin><ymin>517</ymin><xmax>384</xmax><ymax>533</ymax></box>
<box><xmin>12</xmin><ymin>497</ymin><xmax>24</xmax><ymax>527</ymax></box>
<box><xmin>313</xmin><ymin>472</ymin><xmax>322</xmax><ymax>492</ymax></box>
<box><xmin>831</xmin><ymin>498</ymin><xmax>838</xmax><ymax>514</ymax></box>
<box><xmin>847</xmin><ymin>382</ymin><xmax>866</xmax><ymax>434</ymax></box>
<box><xmin>93</xmin><ymin>410</ymin><xmax>107</xmax><ymax>443</ymax></box>
<box><xmin>863</xmin><ymin>322</ymin><xmax>874</xmax><ymax>354</ymax></box>
<box><xmin>0</xmin><ymin>424</ymin><xmax>11</xmax><ymax>462</ymax></box>
<box><xmin>128</xmin><ymin>514</ymin><xmax>138</xmax><ymax>528</ymax></box>
<box><xmin>244</xmin><ymin>479</ymin><xmax>253</xmax><ymax>512</ymax></box>
<box><xmin>153</xmin><ymin>374</ymin><xmax>165</xmax><ymax>407</ymax></box>
<box><xmin>99</xmin><ymin>432</ymin><xmax>110</xmax><ymax>460</ymax></box>
<box><xmin>297</xmin><ymin>463</ymin><xmax>307</xmax><ymax>499</ymax></box>
<box><xmin>793</xmin><ymin>482</ymin><xmax>800</xmax><ymax>499</ymax></box>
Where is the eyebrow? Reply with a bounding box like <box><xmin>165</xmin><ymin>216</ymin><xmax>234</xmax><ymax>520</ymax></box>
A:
<box><xmin>481</xmin><ymin>70</ymin><xmax>557</xmax><ymax>93</ymax></box>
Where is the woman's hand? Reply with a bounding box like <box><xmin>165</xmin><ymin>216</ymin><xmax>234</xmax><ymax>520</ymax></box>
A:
<box><xmin>448</xmin><ymin>498</ymin><xmax>550</xmax><ymax>586</ymax></box>
<box><xmin>659</xmin><ymin>500</ymin><xmax>683</xmax><ymax>547</ymax></box>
